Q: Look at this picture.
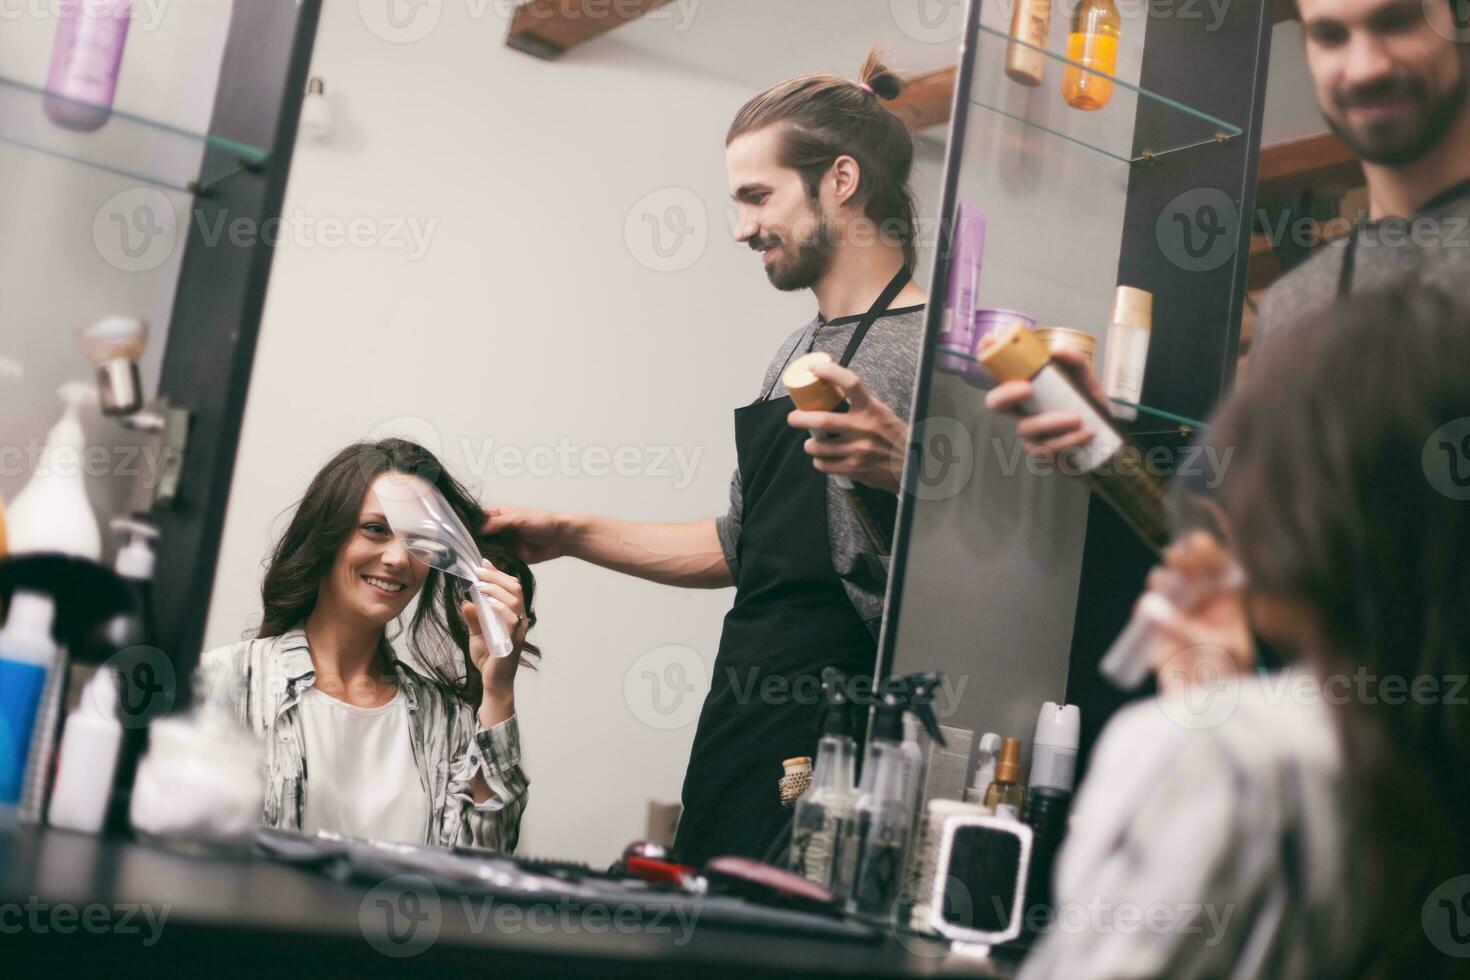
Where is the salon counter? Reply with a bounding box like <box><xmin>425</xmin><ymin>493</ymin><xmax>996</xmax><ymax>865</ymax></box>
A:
<box><xmin>1</xmin><ymin>825</ymin><xmax>1019</xmax><ymax>978</ymax></box>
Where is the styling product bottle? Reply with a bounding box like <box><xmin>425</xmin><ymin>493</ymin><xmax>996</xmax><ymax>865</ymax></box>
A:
<box><xmin>790</xmin><ymin>668</ymin><xmax>859</xmax><ymax>888</ymax></box>
<box><xmin>782</xmin><ymin>352</ymin><xmax>892</xmax><ymax>555</ymax></box>
<box><xmin>1101</xmin><ymin>286</ymin><xmax>1153</xmax><ymax>421</ymax></box>
<box><xmin>1062</xmin><ymin>0</ymin><xmax>1121</xmax><ymax>111</ymax></box>
<box><xmin>0</xmin><ymin>592</ymin><xmax>60</xmax><ymax>815</ymax></box>
<box><xmin>979</xmin><ymin>323</ymin><xmax>1170</xmax><ymax>554</ymax></box>
<box><xmin>44</xmin><ymin>0</ymin><xmax>132</xmax><ymax>132</ymax></box>
<box><xmin>1005</xmin><ymin>0</ymin><xmax>1054</xmax><ymax>86</ymax></box>
<box><xmin>48</xmin><ymin>668</ymin><xmax>124</xmax><ymax>833</ymax></box>
<box><xmin>1021</xmin><ymin>785</ymin><xmax>1072</xmax><ymax>930</ymax></box>
<box><xmin>842</xmin><ymin>672</ymin><xmax>947</xmax><ymax>921</ymax></box>
<box><xmin>1029</xmin><ymin>703</ymin><xmax>1081</xmax><ymax>795</ymax></box>
<box><xmin>983</xmin><ymin>737</ymin><xmax>1027</xmax><ymax>819</ymax></box>
<box><xmin>964</xmin><ymin>731</ymin><xmax>1002</xmax><ymax>807</ymax></box>
<box><xmin>936</xmin><ymin>201</ymin><xmax>987</xmax><ymax>377</ymax></box>
<box><xmin>7</xmin><ymin>383</ymin><xmax>102</xmax><ymax>560</ymax></box>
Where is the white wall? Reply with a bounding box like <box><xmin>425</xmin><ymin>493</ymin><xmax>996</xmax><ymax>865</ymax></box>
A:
<box><xmin>202</xmin><ymin>0</ymin><xmax>947</xmax><ymax>865</ymax></box>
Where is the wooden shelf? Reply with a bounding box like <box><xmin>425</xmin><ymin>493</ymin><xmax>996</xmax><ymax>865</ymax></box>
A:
<box><xmin>1257</xmin><ymin>132</ymin><xmax>1363</xmax><ymax>199</ymax></box>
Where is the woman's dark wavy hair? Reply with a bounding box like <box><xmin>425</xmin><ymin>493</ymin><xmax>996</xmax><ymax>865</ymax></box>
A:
<box><xmin>727</xmin><ymin>45</ymin><xmax>919</xmax><ymax>269</ymax></box>
<box><xmin>258</xmin><ymin>438</ymin><xmax>539</xmax><ymax>705</ymax></box>
<box><xmin>1210</xmin><ymin>283</ymin><xmax>1470</xmax><ymax>977</ymax></box>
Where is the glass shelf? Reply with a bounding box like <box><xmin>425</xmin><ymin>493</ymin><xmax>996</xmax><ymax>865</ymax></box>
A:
<box><xmin>968</xmin><ymin>21</ymin><xmax>1242</xmax><ymax>165</ymax></box>
<box><xmin>0</xmin><ymin>73</ymin><xmax>267</xmax><ymax>195</ymax></box>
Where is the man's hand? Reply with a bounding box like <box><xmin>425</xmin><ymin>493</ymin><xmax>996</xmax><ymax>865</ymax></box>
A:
<box><xmin>787</xmin><ymin>360</ymin><xmax>907</xmax><ymax>494</ymax></box>
<box><xmin>982</xmin><ymin>339</ymin><xmax>1108</xmax><ymax>462</ymax></box>
<box><xmin>483</xmin><ymin>505</ymin><xmax>576</xmax><ymax>564</ymax></box>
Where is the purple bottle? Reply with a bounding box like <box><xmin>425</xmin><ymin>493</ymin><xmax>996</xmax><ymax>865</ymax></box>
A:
<box><xmin>44</xmin><ymin>0</ymin><xmax>132</xmax><ymax>132</ymax></box>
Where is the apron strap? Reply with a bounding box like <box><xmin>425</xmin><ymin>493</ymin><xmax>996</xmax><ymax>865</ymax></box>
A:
<box><xmin>839</xmin><ymin>266</ymin><xmax>912</xmax><ymax>367</ymax></box>
<box><xmin>1337</xmin><ymin>230</ymin><xmax>1357</xmax><ymax>302</ymax></box>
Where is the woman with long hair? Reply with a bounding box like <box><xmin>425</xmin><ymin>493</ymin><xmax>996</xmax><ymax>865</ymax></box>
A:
<box><xmin>197</xmin><ymin>438</ymin><xmax>538</xmax><ymax>851</ymax></box>
<box><xmin>1015</xmin><ymin>283</ymin><xmax>1470</xmax><ymax>977</ymax></box>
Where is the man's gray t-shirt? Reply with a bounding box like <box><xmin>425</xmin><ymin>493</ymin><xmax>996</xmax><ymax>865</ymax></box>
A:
<box><xmin>715</xmin><ymin>305</ymin><xmax>925</xmax><ymax>637</ymax></box>
<box><xmin>1254</xmin><ymin>183</ymin><xmax>1470</xmax><ymax>348</ymax></box>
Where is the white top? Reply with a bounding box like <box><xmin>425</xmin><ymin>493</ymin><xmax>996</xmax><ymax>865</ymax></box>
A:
<box><xmin>1018</xmin><ymin>671</ymin><xmax>1357</xmax><ymax>980</ymax></box>
<box><xmin>298</xmin><ymin>686</ymin><xmax>431</xmax><ymax>845</ymax></box>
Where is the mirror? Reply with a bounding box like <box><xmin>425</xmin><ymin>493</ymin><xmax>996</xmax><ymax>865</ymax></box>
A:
<box><xmin>196</xmin><ymin>1</ymin><xmax>967</xmax><ymax>865</ymax></box>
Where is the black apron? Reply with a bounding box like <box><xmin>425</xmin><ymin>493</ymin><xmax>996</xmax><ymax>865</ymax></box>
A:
<box><xmin>674</xmin><ymin>267</ymin><xmax>911</xmax><ymax>867</ymax></box>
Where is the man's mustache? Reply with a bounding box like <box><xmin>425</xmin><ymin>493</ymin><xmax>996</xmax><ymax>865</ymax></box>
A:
<box><xmin>1335</xmin><ymin>75</ymin><xmax>1424</xmax><ymax>111</ymax></box>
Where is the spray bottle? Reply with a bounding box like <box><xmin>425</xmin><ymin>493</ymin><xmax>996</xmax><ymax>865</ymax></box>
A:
<box><xmin>789</xmin><ymin>667</ymin><xmax>859</xmax><ymax>888</ymax></box>
<box><xmin>839</xmin><ymin>671</ymin><xmax>946</xmax><ymax>921</ymax></box>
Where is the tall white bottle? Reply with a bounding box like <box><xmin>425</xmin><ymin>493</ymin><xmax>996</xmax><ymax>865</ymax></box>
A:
<box><xmin>8</xmin><ymin>382</ymin><xmax>101</xmax><ymax>559</ymax></box>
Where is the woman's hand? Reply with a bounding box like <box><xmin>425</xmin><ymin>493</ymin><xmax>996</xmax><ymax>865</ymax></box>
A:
<box><xmin>1142</xmin><ymin>532</ymin><xmax>1255</xmax><ymax>696</ymax></box>
<box><xmin>460</xmin><ymin>559</ymin><xmax>529</xmax><ymax>728</ymax></box>
<box><xmin>787</xmin><ymin>359</ymin><xmax>908</xmax><ymax>494</ymax></box>
<box><xmin>982</xmin><ymin>339</ymin><xmax>1108</xmax><ymax>462</ymax></box>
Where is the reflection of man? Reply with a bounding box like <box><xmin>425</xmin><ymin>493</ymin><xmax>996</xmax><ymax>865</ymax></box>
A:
<box><xmin>994</xmin><ymin>0</ymin><xmax>1470</xmax><ymax>460</ymax></box>
<box><xmin>486</xmin><ymin>51</ymin><xmax>927</xmax><ymax>864</ymax></box>
<box><xmin>1257</xmin><ymin>0</ymin><xmax>1470</xmax><ymax>343</ymax></box>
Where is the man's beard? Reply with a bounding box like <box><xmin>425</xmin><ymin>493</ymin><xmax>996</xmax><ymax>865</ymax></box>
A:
<box><xmin>1325</xmin><ymin>58</ymin><xmax>1468</xmax><ymax>167</ymax></box>
<box><xmin>759</xmin><ymin>213</ymin><xmax>836</xmax><ymax>292</ymax></box>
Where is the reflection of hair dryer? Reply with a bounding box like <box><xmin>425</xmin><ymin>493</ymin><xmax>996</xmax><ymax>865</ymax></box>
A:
<box><xmin>377</xmin><ymin>475</ymin><xmax>515</xmax><ymax>659</ymax></box>
<box><xmin>781</xmin><ymin>352</ymin><xmax>891</xmax><ymax>556</ymax></box>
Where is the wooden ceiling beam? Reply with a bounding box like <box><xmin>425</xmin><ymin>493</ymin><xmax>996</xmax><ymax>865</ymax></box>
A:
<box><xmin>506</xmin><ymin>0</ymin><xmax>669</xmax><ymax>60</ymax></box>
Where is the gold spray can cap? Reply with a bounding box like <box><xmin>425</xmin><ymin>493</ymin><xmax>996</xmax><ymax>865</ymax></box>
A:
<box><xmin>977</xmin><ymin>322</ymin><xmax>1050</xmax><ymax>384</ymax></box>
<box><xmin>782</xmin><ymin>351</ymin><xmax>844</xmax><ymax>411</ymax></box>
<box><xmin>995</xmin><ymin>737</ymin><xmax>1024</xmax><ymax>783</ymax></box>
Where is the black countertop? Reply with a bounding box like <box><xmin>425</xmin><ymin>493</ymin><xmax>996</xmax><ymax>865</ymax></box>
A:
<box><xmin>0</xmin><ymin>825</ymin><xmax>1019</xmax><ymax>978</ymax></box>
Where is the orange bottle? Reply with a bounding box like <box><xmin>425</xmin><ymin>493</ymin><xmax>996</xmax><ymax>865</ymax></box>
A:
<box><xmin>1062</xmin><ymin>0</ymin><xmax>1120</xmax><ymax>111</ymax></box>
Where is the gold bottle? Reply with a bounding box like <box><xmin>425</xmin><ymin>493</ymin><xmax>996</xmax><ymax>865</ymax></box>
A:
<box><xmin>1062</xmin><ymin>0</ymin><xmax>1120</xmax><ymax>111</ymax></box>
<box><xmin>1005</xmin><ymin>0</ymin><xmax>1053</xmax><ymax>87</ymax></box>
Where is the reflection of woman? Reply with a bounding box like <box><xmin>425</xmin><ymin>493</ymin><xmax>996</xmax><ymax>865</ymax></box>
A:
<box><xmin>1019</xmin><ymin>286</ymin><xmax>1470</xmax><ymax>978</ymax></box>
<box><xmin>198</xmin><ymin>439</ymin><xmax>538</xmax><ymax>850</ymax></box>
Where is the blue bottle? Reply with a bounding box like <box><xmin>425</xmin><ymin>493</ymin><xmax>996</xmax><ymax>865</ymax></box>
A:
<box><xmin>0</xmin><ymin>590</ymin><xmax>59</xmax><ymax>807</ymax></box>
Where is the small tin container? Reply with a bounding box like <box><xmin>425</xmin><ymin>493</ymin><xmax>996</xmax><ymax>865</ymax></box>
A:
<box><xmin>966</xmin><ymin>309</ymin><xmax>1036</xmax><ymax>388</ymax></box>
<box><xmin>1034</xmin><ymin>327</ymin><xmax>1097</xmax><ymax>371</ymax></box>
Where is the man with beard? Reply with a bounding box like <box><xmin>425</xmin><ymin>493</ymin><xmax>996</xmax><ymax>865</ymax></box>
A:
<box><xmin>1256</xmin><ymin>0</ymin><xmax>1470</xmax><ymax>342</ymax></box>
<box><xmin>484</xmin><ymin>49</ymin><xmax>927</xmax><ymax>864</ymax></box>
